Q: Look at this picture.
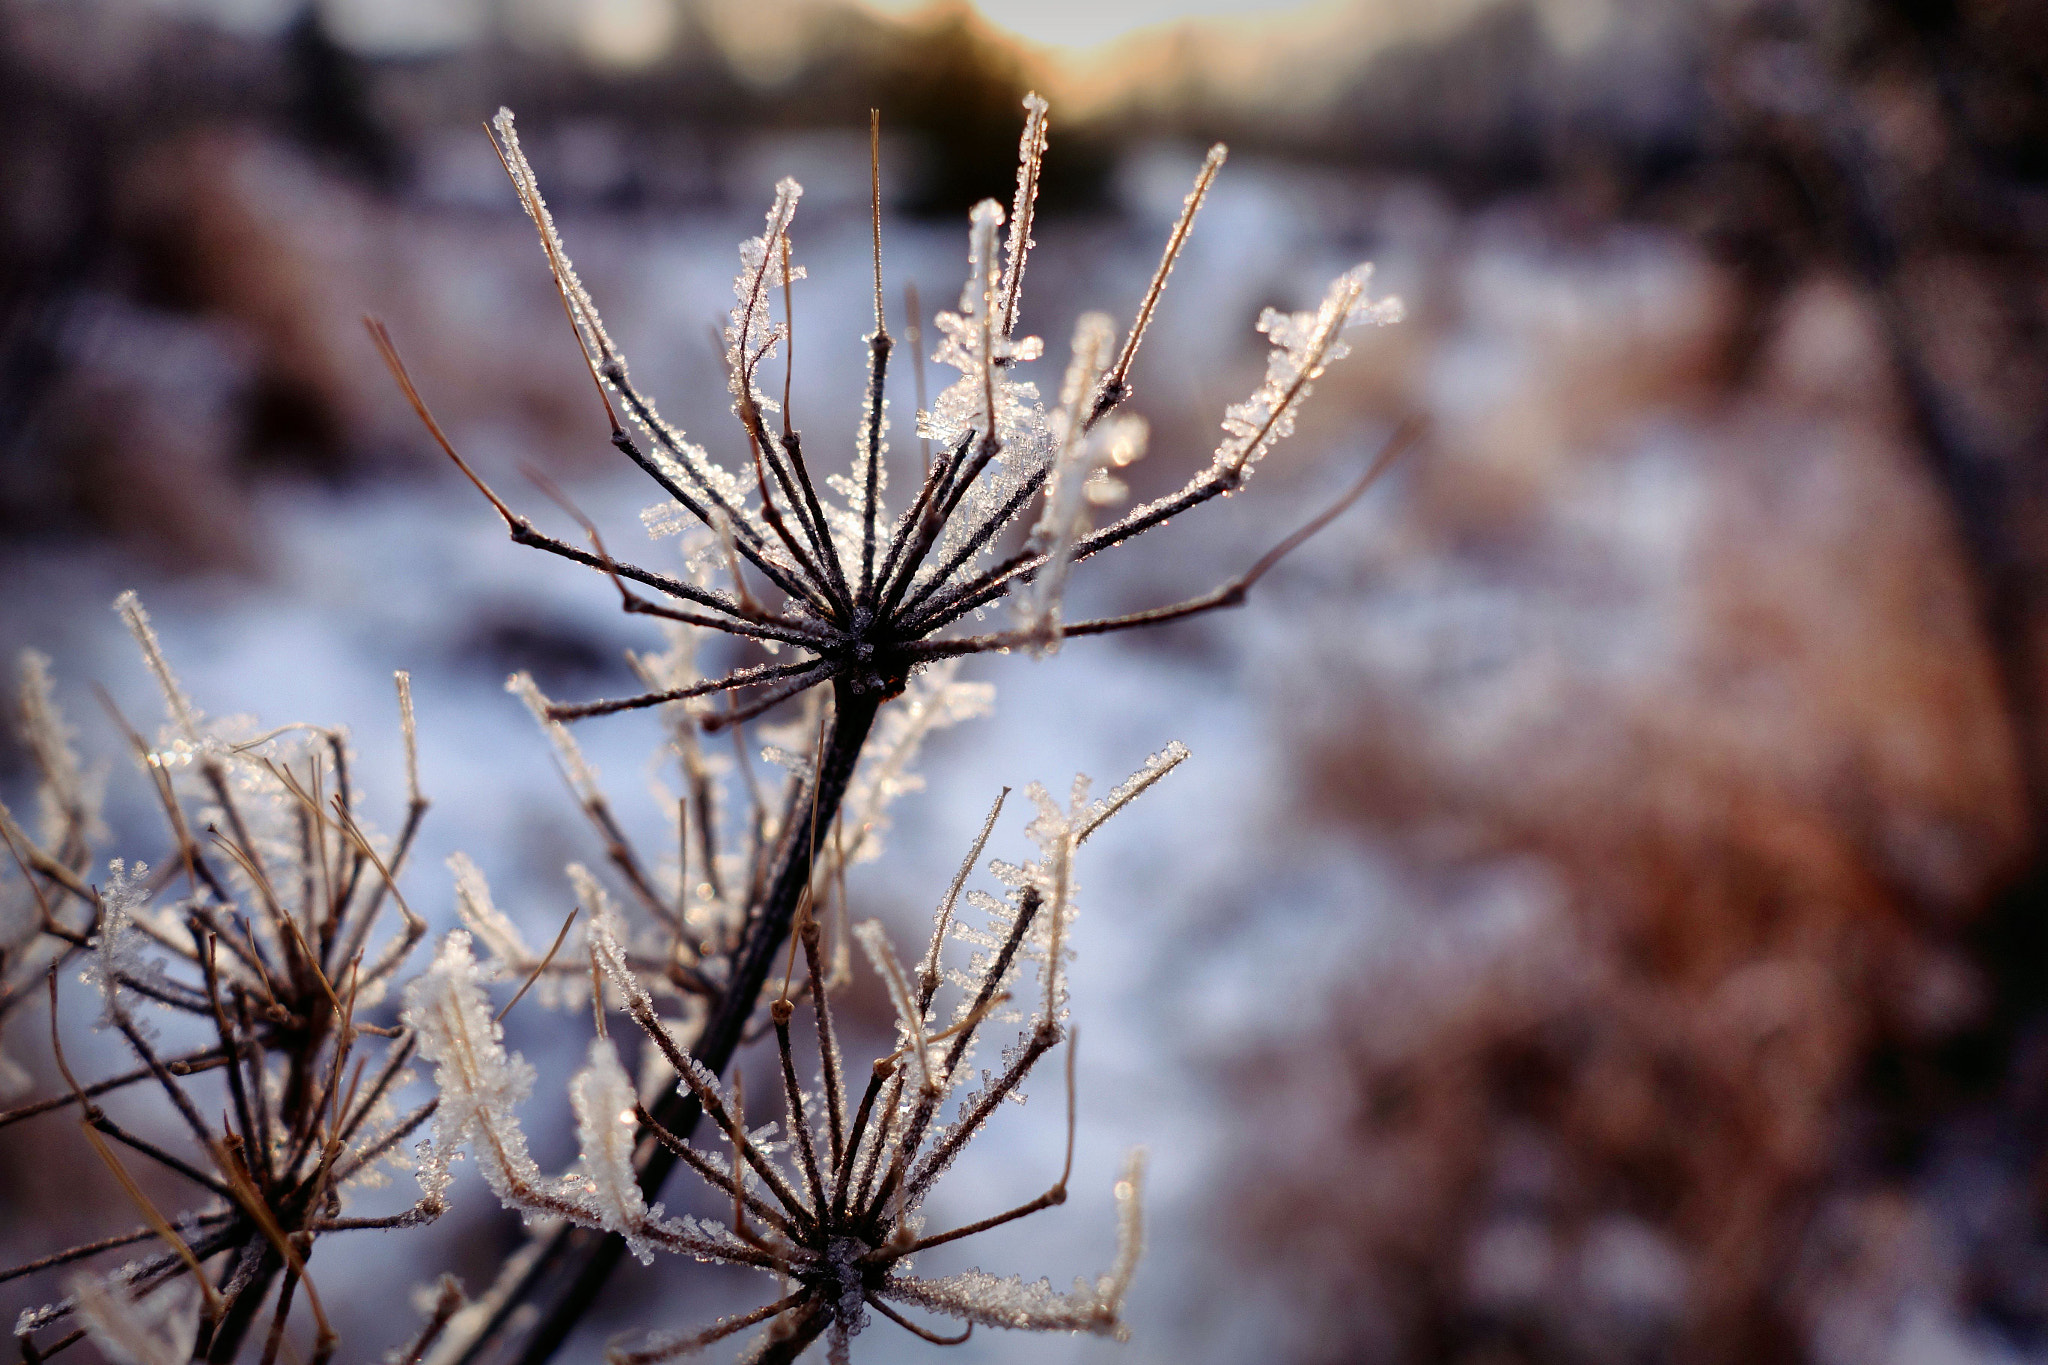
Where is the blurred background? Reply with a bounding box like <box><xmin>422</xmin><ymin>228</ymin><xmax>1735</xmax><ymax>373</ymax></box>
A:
<box><xmin>6</xmin><ymin>0</ymin><xmax>2048</xmax><ymax>1361</ymax></box>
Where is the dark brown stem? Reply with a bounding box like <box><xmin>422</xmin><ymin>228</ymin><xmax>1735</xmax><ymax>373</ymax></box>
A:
<box><xmin>455</xmin><ymin>682</ymin><xmax>884</xmax><ymax>1365</ymax></box>
<box><xmin>204</xmin><ymin>1242</ymin><xmax>284</xmax><ymax>1364</ymax></box>
<box><xmin>0</xmin><ymin>1048</ymin><xmax>228</xmax><ymax>1131</ymax></box>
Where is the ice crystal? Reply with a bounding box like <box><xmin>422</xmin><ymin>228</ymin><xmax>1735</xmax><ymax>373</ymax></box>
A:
<box><xmin>1212</xmin><ymin>263</ymin><xmax>1404</xmax><ymax>483</ymax></box>
<box><xmin>587</xmin><ymin>900</ymin><xmax>649</xmax><ymax>1011</ymax></box>
<box><xmin>68</xmin><ymin>1274</ymin><xmax>200</xmax><ymax>1365</ymax></box>
<box><xmin>1015</xmin><ymin>312</ymin><xmax>1146</xmax><ymax>647</ymax></box>
<box><xmin>112</xmin><ymin>592</ymin><xmax>200</xmax><ymax>743</ymax></box>
<box><xmin>403</xmin><ymin>932</ymin><xmax>545</xmax><ymax>1215</ymax></box>
<box><xmin>1081</xmin><ymin>740</ymin><xmax>1191</xmax><ymax>842</ymax></box>
<box><xmin>508</xmin><ymin>671</ymin><xmax>603</xmax><ymax>799</ymax></box>
<box><xmin>83</xmin><ymin>858</ymin><xmax>153</xmax><ymax>1032</ymax></box>
<box><xmin>726</xmin><ymin>178</ymin><xmax>806</xmax><ymax>427</ymax></box>
<box><xmin>489</xmin><ymin>108</ymin><xmax>618</xmax><ymax>379</ymax></box>
<box><xmin>568</xmin><ymin>1037</ymin><xmax>658</xmax><ymax>1260</ymax></box>
<box><xmin>449</xmin><ymin>852</ymin><xmax>532</xmax><ymax>985</ymax></box>
<box><xmin>18</xmin><ymin>648</ymin><xmax>102</xmax><ymax>851</ymax></box>
<box><xmin>916</xmin><ymin>198</ymin><xmax>1053</xmax><ymax>595</ymax></box>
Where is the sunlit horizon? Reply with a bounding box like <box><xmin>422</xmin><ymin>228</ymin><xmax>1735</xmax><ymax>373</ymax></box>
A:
<box><xmin>166</xmin><ymin>0</ymin><xmax>1514</xmax><ymax>106</ymax></box>
<box><xmin>858</xmin><ymin>0</ymin><xmax>1348</xmax><ymax>54</ymax></box>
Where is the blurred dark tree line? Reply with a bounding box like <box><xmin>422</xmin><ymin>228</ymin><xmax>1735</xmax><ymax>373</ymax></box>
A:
<box><xmin>0</xmin><ymin>0</ymin><xmax>1105</xmax><ymax>562</ymax></box>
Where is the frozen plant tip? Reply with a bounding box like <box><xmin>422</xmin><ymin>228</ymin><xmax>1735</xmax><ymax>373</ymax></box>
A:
<box><xmin>407</xmin><ymin>744</ymin><xmax>1181</xmax><ymax>1364</ymax></box>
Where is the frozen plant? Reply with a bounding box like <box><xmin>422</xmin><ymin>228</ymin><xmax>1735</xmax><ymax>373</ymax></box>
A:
<box><xmin>434</xmin><ymin>648</ymin><xmax>987</xmax><ymax>1029</ymax></box>
<box><xmin>368</xmin><ymin>91</ymin><xmax>1408</xmax><ymax>1362</ymax></box>
<box><xmin>0</xmin><ymin>649</ymin><xmax>103</xmax><ymax>1098</ymax></box>
<box><xmin>2</xmin><ymin>595</ymin><xmax>444</xmax><ymax>1364</ymax></box>
<box><xmin>0</xmin><ymin>85</ymin><xmax>1412</xmax><ymax>1365</ymax></box>
<box><xmin>403</xmin><ymin>744</ymin><xmax>1184</xmax><ymax>1365</ymax></box>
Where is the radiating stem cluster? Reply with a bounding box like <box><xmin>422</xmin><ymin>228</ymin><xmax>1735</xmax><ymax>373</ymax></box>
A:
<box><xmin>403</xmin><ymin>749</ymin><xmax>1182</xmax><ymax>1364</ymax></box>
<box><xmin>2</xmin><ymin>597</ymin><xmax>443</xmax><ymax>1364</ymax></box>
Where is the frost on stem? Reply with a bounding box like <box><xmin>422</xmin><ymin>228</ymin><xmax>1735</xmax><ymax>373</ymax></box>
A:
<box><xmin>450</xmin><ymin>853</ymin><xmax>542</xmax><ymax>996</ymax></box>
<box><xmin>403</xmin><ymin>932</ymin><xmax>545</xmax><ymax>1217</ymax></box>
<box><xmin>69</xmin><ymin>1273</ymin><xmax>200</xmax><ymax>1365</ymax></box>
<box><xmin>1212</xmin><ymin>263</ymin><xmax>1404</xmax><ymax>484</ymax></box>
<box><xmin>492</xmin><ymin>108</ymin><xmax>756</xmax><ymax>558</ymax></box>
<box><xmin>490</xmin><ymin>108</ymin><xmax>619</xmax><ymax>381</ymax></box>
<box><xmin>1100</xmin><ymin>143</ymin><xmax>1226</xmax><ymax>412</ymax></box>
<box><xmin>1015</xmin><ymin>312</ymin><xmax>1146</xmax><ymax>649</ymax></box>
<box><xmin>18</xmin><ymin>649</ymin><xmax>102</xmax><ymax>852</ymax></box>
<box><xmin>854</xmin><ymin>920</ymin><xmax>935</xmax><ymax>1095</ymax></box>
<box><xmin>586</xmin><ymin>906</ymin><xmax>651</xmax><ymax>1016</ymax></box>
<box><xmin>1</xmin><ymin>653</ymin><xmax>107</xmax><ymax>1096</ymax></box>
<box><xmin>568</xmin><ymin>1037</ymin><xmax>656</xmax><ymax>1250</ymax></box>
<box><xmin>883</xmin><ymin>1150</ymin><xmax>1146</xmax><ymax>1340</ymax></box>
<box><xmin>1079</xmin><ymin>740</ymin><xmax>1191</xmax><ymax>844</ymax></box>
<box><xmin>397</xmin><ymin>91</ymin><xmax>1403</xmax><ymax>733</ymax></box>
<box><xmin>402</xmin><ymin>934</ymin><xmax>702</xmax><ymax>1267</ymax></box>
<box><xmin>916</xmin><ymin>199</ymin><xmax>1052</xmax><ymax>596</ymax></box>
<box><xmin>83</xmin><ymin>859</ymin><xmax>156</xmax><ymax>1033</ymax></box>
<box><xmin>995</xmin><ymin>92</ymin><xmax>1049</xmax><ymax>342</ymax></box>
<box><xmin>112</xmin><ymin>591</ymin><xmax>199</xmax><ymax>743</ymax></box>
<box><xmin>726</xmin><ymin>178</ymin><xmax>806</xmax><ymax>431</ymax></box>
<box><xmin>508</xmin><ymin>672</ymin><xmax>603</xmax><ymax>804</ymax></box>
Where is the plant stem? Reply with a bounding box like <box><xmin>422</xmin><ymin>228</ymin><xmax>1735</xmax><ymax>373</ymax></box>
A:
<box><xmin>200</xmin><ymin>1243</ymin><xmax>282</xmax><ymax>1363</ymax></box>
<box><xmin>455</xmin><ymin>683</ymin><xmax>884</xmax><ymax>1365</ymax></box>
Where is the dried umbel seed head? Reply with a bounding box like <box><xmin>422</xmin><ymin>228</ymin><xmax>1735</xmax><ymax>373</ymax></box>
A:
<box><xmin>370</xmin><ymin>93</ymin><xmax>1407</xmax><ymax>732</ymax></box>
<box><xmin>405</xmin><ymin>745</ymin><xmax>1183</xmax><ymax>1364</ymax></box>
<box><xmin>3</xmin><ymin>595</ymin><xmax>444</xmax><ymax>1365</ymax></box>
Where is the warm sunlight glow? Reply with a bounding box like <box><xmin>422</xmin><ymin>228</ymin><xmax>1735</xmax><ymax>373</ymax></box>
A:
<box><xmin>576</xmin><ymin>0</ymin><xmax>679</xmax><ymax>68</ymax></box>
<box><xmin>859</xmin><ymin>0</ymin><xmax>1343</xmax><ymax>53</ymax></box>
